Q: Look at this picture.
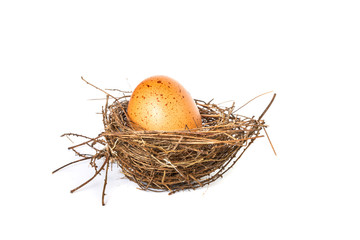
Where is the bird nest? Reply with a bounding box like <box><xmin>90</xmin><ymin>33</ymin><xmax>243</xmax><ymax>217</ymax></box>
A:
<box><xmin>54</xmin><ymin>81</ymin><xmax>276</xmax><ymax>205</ymax></box>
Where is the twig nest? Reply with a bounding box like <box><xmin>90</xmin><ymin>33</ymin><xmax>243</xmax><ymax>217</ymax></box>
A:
<box><xmin>55</xmin><ymin>80</ymin><xmax>275</xmax><ymax>205</ymax></box>
<box><xmin>102</xmin><ymin>96</ymin><xmax>268</xmax><ymax>194</ymax></box>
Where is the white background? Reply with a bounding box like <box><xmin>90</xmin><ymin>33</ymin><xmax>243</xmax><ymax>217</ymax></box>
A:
<box><xmin>1</xmin><ymin>0</ymin><xmax>359</xmax><ymax>239</ymax></box>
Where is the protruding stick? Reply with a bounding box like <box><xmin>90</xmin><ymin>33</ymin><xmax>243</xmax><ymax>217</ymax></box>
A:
<box><xmin>102</xmin><ymin>157</ymin><xmax>110</xmax><ymax>206</ymax></box>
<box><xmin>70</xmin><ymin>157</ymin><xmax>108</xmax><ymax>193</ymax></box>
<box><xmin>258</xmin><ymin>93</ymin><xmax>276</xmax><ymax>121</ymax></box>
<box><xmin>52</xmin><ymin>157</ymin><xmax>91</xmax><ymax>174</ymax></box>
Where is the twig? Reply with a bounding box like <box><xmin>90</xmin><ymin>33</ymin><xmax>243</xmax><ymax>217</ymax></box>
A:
<box><xmin>234</xmin><ymin>91</ymin><xmax>273</xmax><ymax>113</ymax></box>
<box><xmin>67</xmin><ymin>134</ymin><xmax>103</xmax><ymax>150</ymax></box>
<box><xmin>70</xmin><ymin>156</ymin><xmax>108</xmax><ymax>193</ymax></box>
<box><xmin>105</xmin><ymin>88</ymin><xmax>132</xmax><ymax>93</ymax></box>
<box><xmin>263</xmin><ymin>127</ymin><xmax>277</xmax><ymax>156</ymax></box>
<box><xmin>52</xmin><ymin>157</ymin><xmax>91</xmax><ymax>174</ymax></box>
<box><xmin>81</xmin><ymin>76</ymin><xmax>129</xmax><ymax>118</ymax></box>
<box><xmin>258</xmin><ymin>93</ymin><xmax>276</xmax><ymax>121</ymax></box>
<box><xmin>102</xmin><ymin>156</ymin><xmax>110</xmax><ymax>206</ymax></box>
<box><xmin>81</xmin><ymin>76</ymin><xmax>118</xmax><ymax>101</ymax></box>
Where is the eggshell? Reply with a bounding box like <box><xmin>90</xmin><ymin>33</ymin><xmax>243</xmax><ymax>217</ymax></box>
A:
<box><xmin>127</xmin><ymin>75</ymin><xmax>202</xmax><ymax>131</ymax></box>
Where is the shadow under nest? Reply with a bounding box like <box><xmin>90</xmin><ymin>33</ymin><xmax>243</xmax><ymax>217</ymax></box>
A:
<box><xmin>54</xmin><ymin>90</ymin><xmax>276</xmax><ymax>205</ymax></box>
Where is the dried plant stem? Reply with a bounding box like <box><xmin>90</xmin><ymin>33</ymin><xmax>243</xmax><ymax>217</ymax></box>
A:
<box><xmin>102</xmin><ymin>156</ymin><xmax>110</xmax><ymax>206</ymax></box>
<box><xmin>81</xmin><ymin>76</ymin><xmax>118</xmax><ymax>101</ymax></box>
<box><xmin>52</xmin><ymin>157</ymin><xmax>91</xmax><ymax>174</ymax></box>
<box><xmin>263</xmin><ymin>127</ymin><xmax>277</xmax><ymax>156</ymax></box>
<box><xmin>67</xmin><ymin>134</ymin><xmax>103</xmax><ymax>150</ymax></box>
<box><xmin>258</xmin><ymin>93</ymin><xmax>276</xmax><ymax>121</ymax></box>
<box><xmin>70</xmin><ymin>155</ymin><xmax>108</xmax><ymax>194</ymax></box>
<box><xmin>234</xmin><ymin>91</ymin><xmax>274</xmax><ymax>113</ymax></box>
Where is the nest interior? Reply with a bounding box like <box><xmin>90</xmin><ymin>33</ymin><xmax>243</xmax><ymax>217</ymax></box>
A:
<box><xmin>55</xmin><ymin>88</ymin><xmax>275</xmax><ymax>205</ymax></box>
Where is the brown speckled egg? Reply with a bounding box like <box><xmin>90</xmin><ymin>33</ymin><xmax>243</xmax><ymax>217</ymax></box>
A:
<box><xmin>127</xmin><ymin>75</ymin><xmax>202</xmax><ymax>131</ymax></box>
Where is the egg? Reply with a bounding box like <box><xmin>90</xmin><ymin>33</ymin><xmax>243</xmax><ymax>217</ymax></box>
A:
<box><xmin>127</xmin><ymin>75</ymin><xmax>202</xmax><ymax>131</ymax></box>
